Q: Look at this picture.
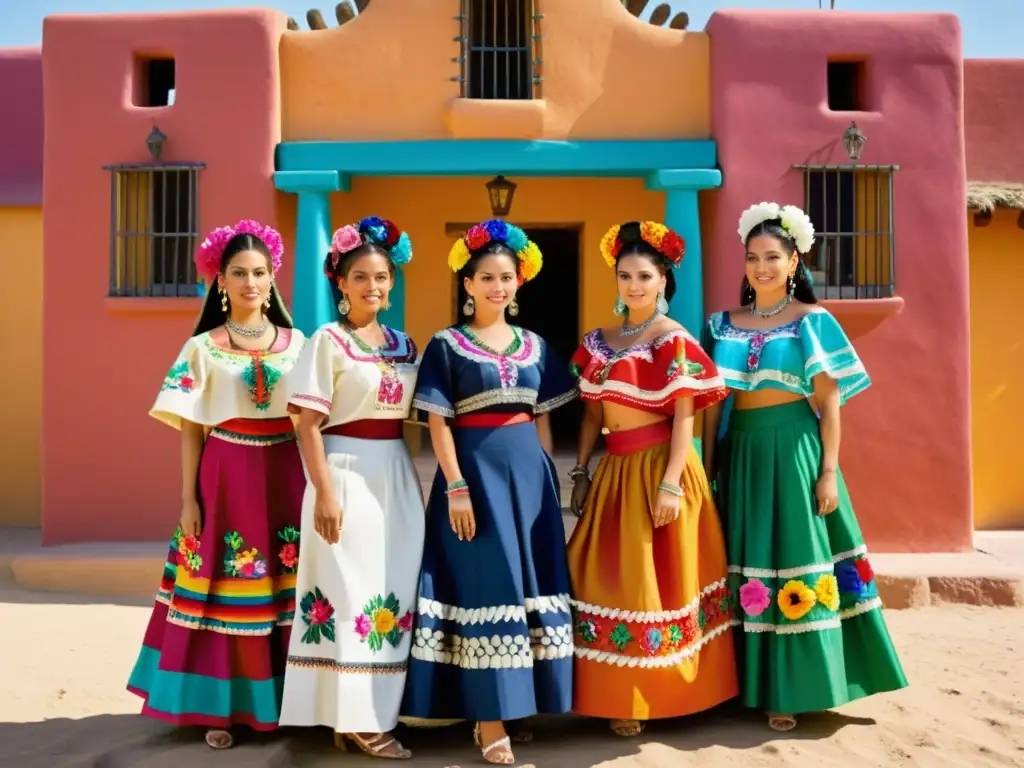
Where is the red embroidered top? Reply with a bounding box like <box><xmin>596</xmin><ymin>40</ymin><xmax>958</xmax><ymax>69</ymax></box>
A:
<box><xmin>569</xmin><ymin>328</ymin><xmax>728</xmax><ymax>415</ymax></box>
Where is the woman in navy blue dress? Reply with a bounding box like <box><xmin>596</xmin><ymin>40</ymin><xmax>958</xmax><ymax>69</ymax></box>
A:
<box><xmin>401</xmin><ymin>219</ymin><xmax>576</xmax><ymax>765</ymax></box>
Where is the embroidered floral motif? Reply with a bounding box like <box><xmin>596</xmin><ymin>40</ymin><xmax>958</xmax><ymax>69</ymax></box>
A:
<box><xmin>739</xmin><ymin>578</ymin><xmax>772</xmax><ymax>617</ymax></box>
<box><xmin>276</xmin><ymin>526</ymin><xmax>300</xmax><ymax>574</ymax></box>
<box><xmin>777</xmin><ymin>579</ymin><xmax>817</xmax><ymax>621</ymax></box>
<box><xmin>299</xmin><ymin>587</ymin><xmax>337</xmax><ymax>644</ymax></box>
<box><xmin>575</xmin><ymin>609</ymin><xmax>704</xmax><ymax>657</ymax></box>
<box><xmin>440</xmin><ymin>326</ymin><xmax>540</xmax><ymax>389</ymax></box>
<box><xmin>171</xmin><ymin>526</ymin><xmax>203</xmax><ymax>573</ymax></box>
<box><xmin>161</xmin><ymin>360</ymin><xmax>196</xmax><ymax>393</ymax></box>
<box><xmin>354</xmin><ymin>592</ymin><xmax>414</xmax><ymax>652</ymax></box>
<box><xmin>747</xmin><ymin>332</ymin><xmax>767</xmax><ymax>372</ymax></box>
<box><xmin>608</xmin><ymin>622</ymin><xmax>634</xmax><ymax>652</ymax></box>
<box><xmin>854</xmin><ymin>557</ymin><xmax>875</xmax><ymax>584</ymax></box>
<box><xmin>699</xmin><ymin>584</ymin><xmax>733</xmax><ymax>629</ymax></box>
<box><xmin>576</xmin><ymin>617</ymin><xmax>600</xmax><ymax>644</ymax></box>
<box><xmin>240</xmin><ymin>354</ymin><xmax>282</xmax><ymax>412</ymax></box>
<box><xmin>222</xmin><ymin>531</ymin><xmax>268</xmax><ymax>578</ymax></box>
<box><xmin>814</xmin><ymin>573</ymin><xmax>841</xmax><ymax>611</ymax></box>
<box><xmin>376</xmin><ymin>362</ymin><xmax>405</xmax><ymax>406</ymax></box>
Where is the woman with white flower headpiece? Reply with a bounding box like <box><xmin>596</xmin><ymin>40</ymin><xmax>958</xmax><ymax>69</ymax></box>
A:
<box><xmin>701</xmin><ymin>202</ymin><xmax>907</xmax><ymax>732</ymax></box>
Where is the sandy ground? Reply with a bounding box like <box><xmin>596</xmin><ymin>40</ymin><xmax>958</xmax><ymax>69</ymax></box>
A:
<box><xmin>2</xmin><ymin>588</ymin><xmax>1023</xmax><ymax>768</ymax></box>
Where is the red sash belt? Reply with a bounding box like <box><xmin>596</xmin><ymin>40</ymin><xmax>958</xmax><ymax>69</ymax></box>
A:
<box><xmin>323</xmin><ymin>419</ymin><xmax>404</xmax><ymax>440</ymax></box>
<box><xmin>452</xmin><ymin>412</ymin><xmax>534</xmax><ymax>429</ymax></box>
<box><xmin>215</xmin><ymin>417</ymin><xmax>294</xmax><ymax>437</ymax></box>
<box><xmin>604</xmin><ymin>420</ymin><xmax>672</xmax><ymax>455</ymax></box>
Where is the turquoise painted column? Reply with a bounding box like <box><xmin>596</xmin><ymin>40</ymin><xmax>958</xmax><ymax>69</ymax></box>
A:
<box><xmin>645</xmin><ymin>169</ymin><xmax>722</xmax><ymax>339</ymax></box>
<box><xmin>273</xmin><ymin>170</ymin><xmax>349</xmax><ymax>336</ymax></box>
<box><xmin>646</xmin><ymin>168</ymin><xmax>723</xmax><ymax>458</ymax></box>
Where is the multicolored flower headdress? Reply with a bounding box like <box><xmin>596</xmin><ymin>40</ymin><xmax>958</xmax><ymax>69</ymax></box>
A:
<box><xmin>195</xmin><ymin>220</ymin><xmax>284</xmax><ymax>282</ymax></box>
<box><xmin>325</xmin><ymin>216</ymin><xmax>413</xmax><ymax>278</ymax></box>
<box><xmin>737</xmin><ymin>202</ymin><xmax>816</xmax><ymax>254</ymax></box>
<box><xmin>599</xmin><ymin>221</ymin><xmax>685</xmax><ymax>269</ymax></box>
<box><xmin>447</xmin><ymin>219</ymin><xmax>543</xmax><ymax>284</ymax></box>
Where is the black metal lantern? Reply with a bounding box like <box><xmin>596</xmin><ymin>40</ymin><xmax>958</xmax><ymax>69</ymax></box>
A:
<box><xmin>147</xmin><ymin>126</ymin><xmax>167</xmax><ymax>161</ymax></box>
<box><xmin>842</xmin><ymin>121</ymin><xmax>866</xmax><ymax>163</ymax></box>
<box><xmin>486</xmin><ymin>175</ymin><xmax>517</xmax><ymax>218</ymax></box>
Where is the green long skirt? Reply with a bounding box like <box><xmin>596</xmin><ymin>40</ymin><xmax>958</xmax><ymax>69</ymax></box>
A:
<box><xmin>719</xmin><ymin>399</ymin><xmax>907</xmax><ymax>715</ymax></box>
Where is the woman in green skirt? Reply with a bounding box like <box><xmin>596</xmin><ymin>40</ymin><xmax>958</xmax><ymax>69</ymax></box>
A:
<box><xmin>701</xmin><ymin>201</ymin><xmax>907</xmax><ymax>732</ymax></box>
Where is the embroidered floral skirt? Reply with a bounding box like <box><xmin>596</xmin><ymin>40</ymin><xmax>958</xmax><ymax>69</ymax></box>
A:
<box><xmin>567</xmin><ymin>420</ymin><xmax>738</xmax><ymax>721</ymax></box>
<box><xmin>279</xmin><ymin>434</ymin><xmax>425</xmax><ymax>733</ymax></box>
<box><xmin>127</xmin><ymin>419</ymin><xmax>305</xmax><ymax>731</ymax></box>
<box><xmin>720</xmin><ymin>399</ymin><xmax>908</xmax><ymax>714</ymax></box>
<box><xmin>400</xmin><ymin>420</ymin><xmax>574</xmax><ymax>722</ymax></box>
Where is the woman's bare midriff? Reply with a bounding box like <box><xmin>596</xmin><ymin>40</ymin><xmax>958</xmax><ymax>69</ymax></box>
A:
<box><xmin>734</xmin><ymin>388</ymin><xmax>814</xmax><ymax>412</ymax></box>
<box><xmin>601</xmin><ymin>401</ymin><xmax>668</xmax><ymax>433</ymax></box>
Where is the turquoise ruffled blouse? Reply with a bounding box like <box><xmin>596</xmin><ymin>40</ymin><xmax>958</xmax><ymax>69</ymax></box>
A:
<box><xmin>703</xmin><ymin>307</ymin><xmax>869</xmax><ymax>405</ymax></box>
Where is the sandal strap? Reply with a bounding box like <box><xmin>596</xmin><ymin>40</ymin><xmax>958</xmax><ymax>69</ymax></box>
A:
<box><xmin>349</xmin><ymin>733</ymin><xmax>398</xmax><ymax>753</ymax></box>
<box><xmin>482</xmin><ymin>735</ymin><xmax>512</xmax><ymax>755</ymax></box>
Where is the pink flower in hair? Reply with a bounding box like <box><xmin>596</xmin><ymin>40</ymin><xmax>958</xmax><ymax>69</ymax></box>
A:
<box><xmin>193</xmin><ymin>219</ymin><xmax>285</xmax><ymax>282</ymax></box>
<box><xmin>332</xmin><ymin>225</ymin><xmax>364</xmax><ymax>256</ymax></box>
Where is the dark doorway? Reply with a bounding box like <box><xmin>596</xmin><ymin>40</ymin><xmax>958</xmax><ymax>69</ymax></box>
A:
<box><xmin>452</xmin><ymin>225</ymin><xmax>582</xmax><ymax>449</ymax></box>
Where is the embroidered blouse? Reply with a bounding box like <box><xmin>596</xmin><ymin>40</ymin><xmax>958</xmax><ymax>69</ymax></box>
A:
<box><xmin>412</xmin><ymin>325</ymin><xmax>578</xmax><ymax>419</ymax></box>
<box><xmin>150</xmin><ymin>328</ymin><xmax>307</xmax><ymax>429</ymax></box>
<box><xmin>287</xmin><ymin>322</ymin><xmax>419</xmax><ymax>426</ymax></box>
<box><xmin>703</xmin><ymin>307</ymin><xmax>870</xmax><ymax>404</ymax></box>
<box><xmin>569</xmin><ymin>328</ymin><xmax>728</xmax><ymax>415</ymax></box>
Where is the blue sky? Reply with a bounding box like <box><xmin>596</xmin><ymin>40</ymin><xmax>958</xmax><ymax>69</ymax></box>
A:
<box><xmin>1</xmin><ymin>0</ymin><xmax>1018</xmax><ymax>57</ymax></box>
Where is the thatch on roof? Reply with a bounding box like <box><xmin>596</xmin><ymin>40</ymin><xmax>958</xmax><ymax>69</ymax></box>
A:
<box><xmin>967</xmin><ymin>182</ymin><xmax>1024</xmax><ymax>212</ymax></box>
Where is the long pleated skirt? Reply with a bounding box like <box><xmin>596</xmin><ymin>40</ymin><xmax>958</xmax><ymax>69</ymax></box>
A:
<box><xmin>400</xmin><ymin>417</ymin><xmax>574</xmax><ymax>722</ymax></box>
<box><xmin>127</xmin><ymin>418</ymin><xmax>305</xmax><ymax>730</ymax></box>
<box><xmin>279</xmin><ymin>422</ymin><xmax>425</xmax><ymax>733</ymax></box>
<box><xmin>567</xmin><ymin>420</ymin><xmax>738</xmax><ymax>720</ymax></box>
<box><xmin>720</xmin><ymin>399</ymin><xmax>908</xmax><ymax>714</ymax></box>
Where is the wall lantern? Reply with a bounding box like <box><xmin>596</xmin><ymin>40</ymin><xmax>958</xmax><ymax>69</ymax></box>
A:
<box><xmin>842</xmin><ymin>120</ymin><xmax>866</xmax><ymax>163</ymax></box>
<box><xmin>486</xmin><ymin>175</ymin><xmax>517</xmax><ymax>218</ymax></box>
<box><xmin>147</xmin><ymin>126</ymin><xmax>167</xmax><ymax>162</ymax></box>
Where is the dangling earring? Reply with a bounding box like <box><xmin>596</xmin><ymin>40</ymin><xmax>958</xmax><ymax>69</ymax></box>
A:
<box><xmin>462</xmin><ymin>296</ymin><xmax>475</xmax><ymax>316</ymax></box>
<box><xmin>508</xmin><ymin>298</ymin><xmax>519</xmax><ymax>317</ymax></box>
<box><xmin>338</xmin><ymin>294</ymin><xmax>351</xmax><ymax>315</ymax></box>
<box><xmin>656</xmin><ymin>292</ymin><xmax>669</xmax><ymax>314</ymax></box>
<box><xmin>264</xmin><ymin>285</ymin><xmax>272</xmax><ymax>310</ymax></box>
<box><xmin>788</xmin><ymin>275</ymin><xmax>796</xmax><ymax>298</ymax></box>
<box><xmin>381</xmin><ymin>296</ymin><xmax>391</xmax><ymax>311</ymax></box>
<box><xmin>613</xmin><ymin>296</ymin><xmax>627</xmax><ymax>316</ymax></box>
<box><xmin>220</xmin><ymin>288</ymin><xmax>227</xmax><ymax>313</ymax></box>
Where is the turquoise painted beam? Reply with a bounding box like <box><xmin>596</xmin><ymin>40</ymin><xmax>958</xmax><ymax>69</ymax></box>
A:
<box><xmin>273</xmin><ymin>170</ymin><xmax>351</xmax><ymax>193</ymax></box>
<box><xmin>645</xmin><ymin>168</ymin><xmax>722</xmax><ymax>191</ymax></box>
<box><xmin>274</xmin><ymin>139</ymin><xmax>718</xmax><ymax>176</ymax></box>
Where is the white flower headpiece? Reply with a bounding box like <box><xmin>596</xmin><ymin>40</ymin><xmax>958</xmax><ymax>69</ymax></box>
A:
<box><xmin>737</xmin><ymin>202</ymin><xmax>816</xmax><ymax>255</ymax></box>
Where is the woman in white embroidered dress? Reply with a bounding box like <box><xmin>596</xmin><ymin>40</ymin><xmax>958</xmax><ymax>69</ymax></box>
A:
<box><xmin>279</xmin><ymin>217</ymin><xmax>422</xmax><ymax>760</ymax></box>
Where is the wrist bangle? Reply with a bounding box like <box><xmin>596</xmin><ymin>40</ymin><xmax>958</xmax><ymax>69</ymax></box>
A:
<box><xmin>446</xmin><ymin>479</ymin><xmax>467</xmax><ymax>491</ymax></box>
<box><xmin>658</xmin><ymin>482</ymin><xmax>683</xmax><ymax>497</ymax></box>
<box><xmin>446</xmin><ymin>486</ymin><xmax>470</xmax><ymax>498</ymax></box>
<box><xmin>568</xmin><ymin>464</ymin><xmax>590</xmax><ymax>481</ymax></box>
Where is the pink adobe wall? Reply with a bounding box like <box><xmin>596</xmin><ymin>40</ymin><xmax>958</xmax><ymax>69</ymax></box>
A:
<box><xmin>42</xmin><ymin>10</ymin><xmax>287</xmax><ymax>544</ymax></box>
<box><xmin>0</xmin><ymin>48</ymin><xmax>43</xmax><ymax>206</ymax></box>
<box><xmin>964</xmin><ymin>59</ymin><xmax>1024</xmax><ymax>180</ymax></box>
<box><xmin>705</xmin><ymin>11</ymin><xmax>971</xmax><ymax>552</ymax></box>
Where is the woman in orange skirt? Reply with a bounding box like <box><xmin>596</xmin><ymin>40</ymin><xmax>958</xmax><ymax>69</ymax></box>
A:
<box><xmin>566</xmin><ymin>221</ymin><xmax>737</xmax><ymax>737</ymax></box>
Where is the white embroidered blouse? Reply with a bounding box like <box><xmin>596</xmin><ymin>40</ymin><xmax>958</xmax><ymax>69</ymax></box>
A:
<box><xmin>150</xmin><ymin>328</ymin><xmax>307</xmax><ymax>429</ymax></box>
<box><xmin>287</xmin><ymin>322</ymin><xmax>420</xmax><ymax>427</ymax></box>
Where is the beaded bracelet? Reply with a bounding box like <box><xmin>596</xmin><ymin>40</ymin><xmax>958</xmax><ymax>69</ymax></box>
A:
<box><xmin>446</xmin><ymin>479</ymin><xmax>469</xmax><ymax>498</ymax></box>
<box><xmin>658</xmin><ymin>482</ymin><xmax>683</xmax><ymax>497</ymax></box>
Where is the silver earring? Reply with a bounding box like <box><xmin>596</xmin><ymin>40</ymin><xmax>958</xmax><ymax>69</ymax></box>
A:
<box><xmin>264</xmin><ymin>285</ymin><xmax>272</xmax><ymax>310</ymax></box>
<box><xmin>656</xmin><ymin>292</ymin><xmax>669</xmax><ymax>314</ymax></box>
<box><xmin>613</xmin><ymin>296</ymin><xmax>627</xmax><ymax>316</ymax></box>
<box><xmin>788</xmin><ymin>275</ymin><xmax>796</xmax><ymax>298</ymax></box>
<box><xmin>338</xmin><ymin>294</ymin><xmax>351</xmax><ymax>315</ymax></box>
<box><xmin>462</xmin><ymin>296</ymin><xmax>475</xmax><ymax>316</ymax></box>
<box><xmin>508</xmin><ymin>298</ymin><xmax>519</xmax><ymax>316</ymax></box>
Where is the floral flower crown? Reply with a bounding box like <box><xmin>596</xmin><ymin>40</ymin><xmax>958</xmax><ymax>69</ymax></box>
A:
<box><xmin>325</xmin><ymin>216</ymin><xmax>413</xmax><ymax>278</ymax></box>
<box><xmin>599</xmin><ymin>221</ymin><xmax>685</xmax><ymax>269</ymax></box>
<box><xmin>447</xmin><ymin>219</ymin><xmax>543</xmax><ymax>284</ymax></box>
<box><xmin>737</xmin><ymin>202</ymin><xmax>816</xmax><ymax>254</ymax></box>
<box><xmin>195</xmin><ymin>220</ymin><xmax>284</xmax><ymax>282</ymax></box>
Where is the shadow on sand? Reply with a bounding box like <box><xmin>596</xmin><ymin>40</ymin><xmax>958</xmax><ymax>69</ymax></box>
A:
<box><xmin>0</xmin><ymin>703</ymin><xmax>876</xmax><ymax>768</ymax></box>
